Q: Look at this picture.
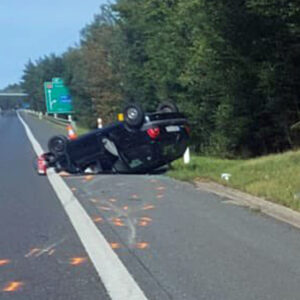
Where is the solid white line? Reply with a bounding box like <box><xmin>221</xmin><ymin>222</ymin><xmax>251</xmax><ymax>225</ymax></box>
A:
<box><xmin>17</xmin><ymin>112</ymin><xmax>148</xmax><ymax>300</ymax></box>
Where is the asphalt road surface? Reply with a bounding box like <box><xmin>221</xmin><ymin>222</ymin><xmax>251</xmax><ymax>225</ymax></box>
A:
<box><xmin>1</xmin><ymin>110</ymin><xmax>300</xmax><ymax>300</ymax></box>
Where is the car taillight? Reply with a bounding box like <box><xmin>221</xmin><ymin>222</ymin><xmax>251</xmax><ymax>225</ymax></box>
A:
<box><xmin>147</xmin><ymin>127</ymin><xmax>160</xmax><ymax>139</ymax></box>
<box><xmin>185</xmin><ymin>125</ymin><xmax>191</xmax><ymax>135</ymax></box>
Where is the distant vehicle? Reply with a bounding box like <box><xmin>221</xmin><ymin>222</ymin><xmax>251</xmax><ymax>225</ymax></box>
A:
<box><xmin>38</xmin><ymin>102</ymin><xmax>190</xmax><ymax>175</ymax></box>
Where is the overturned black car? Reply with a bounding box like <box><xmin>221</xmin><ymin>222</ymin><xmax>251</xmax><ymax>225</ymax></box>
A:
<box><xmin>39</xmin><ymin>102</ymin><xmax>189</xmax><ymax>175</ymax></box>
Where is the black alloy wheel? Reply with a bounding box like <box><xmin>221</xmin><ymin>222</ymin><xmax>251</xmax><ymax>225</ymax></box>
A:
<box><xmin>123</xmin><ymin>103</ymin><xmax>145</xmax><ymax>128</ymax></box>
<box><xmin>48</xmin><ymin>135</ymin><xmax>68</xmax><ymax>156</ymax></box>
<box><xmin>157</xmin><ymin>101</ymin><xmax>179</xmax><ymax>113</ymax></box>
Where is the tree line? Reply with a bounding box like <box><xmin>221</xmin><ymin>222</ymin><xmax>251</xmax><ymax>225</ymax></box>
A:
<box><xmin>21</xmin><ymin>0</ymin><xmax>300</xmax><ymax>157</ymax></box>
<box><xmin>0</xmin><ymin>84</ymin><xmax>24</xmax><ymax>110</ymax></box>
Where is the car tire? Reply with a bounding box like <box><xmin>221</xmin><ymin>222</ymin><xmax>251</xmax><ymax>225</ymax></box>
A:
<box><xmin>157</xmin><ymin>101</ymin><xmax>179</xmax><ymax>113</ymax></box>
<box><xmin>123</xmin><ymin>103</ymin><xmax>145</xmax><ymax>128</ymax></box>
<box><xmin>48</xmin><ymin>135</ymin><xmax>68</xmax><ymax>156</ymax></box>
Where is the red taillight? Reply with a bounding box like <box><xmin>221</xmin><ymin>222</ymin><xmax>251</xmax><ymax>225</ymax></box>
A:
<box><xmin>37</xmin><ymin>154</ymin><xmax>47</xmax><ymax>175</ymax></box>
<box><xmin>185</xmin><ymin>125</ymin><xmax>191</xmax><ymax>135</ymax></box>
<box><xmin>147</xmin><ymin>127</ymin><xmax>160</xmax><ymax>139</ymax></box>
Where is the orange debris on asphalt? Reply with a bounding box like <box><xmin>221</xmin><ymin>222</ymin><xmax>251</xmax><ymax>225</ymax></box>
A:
<box><xmin>84</xmin><ymin>175</ymin><xmax>94</xmax><ymax>182</ymax></box>
<box><xmin>93</xmin><ymin>217</ymin><xmax>103</xmax><ymax>223</ymax></box>
<box><xmin>142</xmin><ymin>205</ymin><xmax>155</xmax><ymax>211</ymax></box>
<box><xmin>58</xmin><ymin>171</ymin><xmax>70</xmax><ymax>177</ymax></box>
<box><xmin>2</xmin><ymin>281</ymin><xmax>24</xmax><ymax>292</ymax></box>
<box><xmin>99</xmin><ymin>206</ymin><xmax>111</xmax><ymax>211</ymax></box>
<box><xmin>25</xmin><ymin>248</ymin><xmax>40</xmax><ymax>258</ymax></box>
<box><xmin>135</xmin><ymin>242</ymin><xmax>149</xmax><ymax>249</ymax></box>
<box><xmin>70</xmin><ymin>257</ymin><xmax>87</xmax><ymax>266</ymax></box>
<box><xmin>0</xmin><ymin>259</ymin><xmax>10</xmax><ymax>266</ymax></box>
<box><xmin>156</xmin><ymin>186</ymin><xmax>166</xmax><ymax>191</ymax></box>
<box><xmin>90</xmin><ymin>198</ymin><xmax>99</xmax><ymax>203</ymax></box>
<box><xmin>112</xmin><ymin>218</ymin><xmax>125</xmax><ymax>227</ymax></box>
<box><xmin>138</xmin><ymin>221</ymin><xmax>149</xmax><ymax>227</ymax></box>
<box><xmin>110</xmin><ymin>243</ymin><xmax>121</xmax><ymax>249</ymax></box>
<box><xmin>140</xmin><ymin>217</ymin><xmax>152</xmax><ymax>222</ymax></box>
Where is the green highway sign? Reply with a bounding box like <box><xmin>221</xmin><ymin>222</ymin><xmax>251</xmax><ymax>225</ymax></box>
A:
<box><xmin>44</xmin><ymin>78</ymin><xmax>73</xmax><ymax>114</ymax></box>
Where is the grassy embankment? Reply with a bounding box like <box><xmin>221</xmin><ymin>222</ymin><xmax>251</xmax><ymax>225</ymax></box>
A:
<box><xmin>168</xmin><ymin>150</ymin><xmax>300</xmax><ymax>211</ymax></box>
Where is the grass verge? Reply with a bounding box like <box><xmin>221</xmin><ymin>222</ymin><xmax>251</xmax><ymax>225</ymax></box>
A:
<box><xmin>168</xmin><ymin>150</ymin><xmax>300</xmax><ymax>211</ymax></box>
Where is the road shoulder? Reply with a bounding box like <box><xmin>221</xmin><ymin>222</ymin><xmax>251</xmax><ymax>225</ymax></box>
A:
<box><xmin>195</xmin><ymin>180</ymin><xmax>300</xmax><ymax>230</ymax></box>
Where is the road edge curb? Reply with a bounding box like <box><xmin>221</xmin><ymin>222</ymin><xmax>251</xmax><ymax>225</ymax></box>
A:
<box><xmin>195</xmin><ymin>181</ymin><xmax>300</xmax><ymax>230</ymax></box>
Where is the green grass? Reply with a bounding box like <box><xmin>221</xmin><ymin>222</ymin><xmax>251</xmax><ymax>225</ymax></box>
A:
<box><xmin>168</xmin><ymin>150</ymin><xmax>300</xmax><ymax>211</ymax></box>
<box><xmin>75</xmin><ymin>125</ymin><xmax>89</xmax><ymax>136</ymax></box>
<box><xmin>44</xmin><ymin>119</ymin><xmax>89</xmax><ymax>136</ymax></box>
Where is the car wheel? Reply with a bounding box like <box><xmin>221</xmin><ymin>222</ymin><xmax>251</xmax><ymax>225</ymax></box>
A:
<box><xmin>48</xmin><ymin>135</ymin><xmax>68</xmax><ymax>156</ymax></box>
<box><xmin>123</xmin><ymin>103</ymin><xmax>145</xmax><ymax>128</ymax></box>
<box><xmin>157</xmin><ymin>101</ymin><xmax>179</xmax><ymax>113</ymax></box>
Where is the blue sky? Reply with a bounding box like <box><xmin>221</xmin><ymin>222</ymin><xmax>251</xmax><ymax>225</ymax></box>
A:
<box><xmin>0</xmin><ymin>0</ymin><xmax>108</xmax><ymax>89</ymax></box>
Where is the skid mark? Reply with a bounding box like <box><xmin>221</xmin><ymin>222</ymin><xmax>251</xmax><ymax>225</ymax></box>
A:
<box><xmin>48</xmin><ymin>249</ymin><xmax>56</xmax><ymax>256</ymax></box>
<box><xmin>127</xmin><ymin>218</ymin><xmax>137</xmax><ymax>246</ymax></box>
<box><xmin>25</xmin><ymin>238</ymin><xmax>65</xmax><ymax>258</ymax></box>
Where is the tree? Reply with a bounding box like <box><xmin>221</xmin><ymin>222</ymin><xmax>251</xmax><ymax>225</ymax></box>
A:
<box><xmin>22</xmin><ymin>55</ymin><xmax>64</xmax><ymax>112</ymax></box>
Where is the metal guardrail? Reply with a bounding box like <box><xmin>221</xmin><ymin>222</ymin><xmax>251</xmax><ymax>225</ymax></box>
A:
<box><xmin>24</xmin><ymin>109</ymin><xmax>76</xmax><ymax>129</ymax></box>
<box><xmin>44</xmin><ymin>114</ymin><xmax>71</xmax><ymax>126</ymax></box>
<box><xmin>0</xmin><ymin>93</ymin><xmax>28</xmax><ymax>97</ymax></box>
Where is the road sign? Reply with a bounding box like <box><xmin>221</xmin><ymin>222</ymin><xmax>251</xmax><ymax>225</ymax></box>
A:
<box><xmin>44</xmin><ymin>78</ymin><xmax>73</xmax><ymax>114</ymax></box>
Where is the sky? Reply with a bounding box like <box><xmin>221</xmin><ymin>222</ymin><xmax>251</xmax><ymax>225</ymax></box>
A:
<box><xmin>0</xmin><ymin>0</ymin><xmax>108</xmax><ymax>89</ymax></box>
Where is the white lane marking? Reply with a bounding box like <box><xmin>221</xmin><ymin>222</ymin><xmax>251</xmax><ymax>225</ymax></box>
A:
<box><xmin>17</xmin><ymin>112</ymin><xmax>148</xmax><ymax>300</ymax></box>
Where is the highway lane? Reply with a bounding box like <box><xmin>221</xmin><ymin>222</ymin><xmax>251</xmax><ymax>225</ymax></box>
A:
<box><xmin>0</xmin><ymin>112</ymin><xmax>109</xmax><ymax>299</ymax></box>
<box><xmin>6</xmin><ymin>111</ymin><xmax>300</xmax><ymax>299</ymax></box>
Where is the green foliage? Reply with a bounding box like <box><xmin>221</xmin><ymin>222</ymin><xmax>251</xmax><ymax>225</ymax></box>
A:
<box><xmin>21</xmin><ymin>54</ymin><xmax>64</xmax><ymax>112</ymax></box>
<box><xmin>62</xmin><ymin>5</ymin><xmax>122</xmax><ymax>127</ymax></box>
<box><xmin>21</xmin><ymin>0</ymin><xmax>300</xmax><ymax>157</ymax></box>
